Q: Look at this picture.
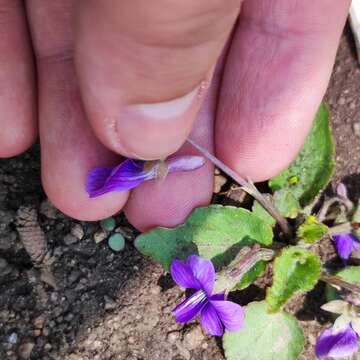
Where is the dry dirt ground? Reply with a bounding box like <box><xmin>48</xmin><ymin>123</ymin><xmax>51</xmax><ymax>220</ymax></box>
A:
<box><xmin>0</xmin><ymin>27</ymin><xmax>359</xmax><ymax>360</ymax></box>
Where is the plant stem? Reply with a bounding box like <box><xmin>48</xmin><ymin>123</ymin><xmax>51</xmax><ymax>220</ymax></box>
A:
<box><xmin>213</xmin><ymin>245</ymin><xmax>275</xmax><ymax>295</ymax></box>
<box><xmin>187</xmin><ymin>138</ymin><xmax>292</xmax><ymax>238</ymax></box>
<box><xmin>328</xmin><ymin>222</ymin><xmax>353</xmax><ymax>236</ymax></box>
<box><xmin>317</xmin><ymin>196</ymin><xmax>354</xmax><ymax>223</ymax></box>
<box><xmin>321</xmin><ymin>275</ymin><xmax>360</xmax><ymax>295</ymax></box>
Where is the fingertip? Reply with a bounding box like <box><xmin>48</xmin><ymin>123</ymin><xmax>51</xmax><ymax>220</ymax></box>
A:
<box><xmin>0</xmin><ymin>126</ymin><xmax>37</xmax><ymax>158</ymax></box>
<box><xmin>42</xmin><ymin>172</ymin><xmax>129</xmax><ymax>222</ymax></box>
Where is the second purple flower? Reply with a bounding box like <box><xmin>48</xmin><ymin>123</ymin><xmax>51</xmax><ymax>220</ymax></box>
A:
<box><xmin>170</xmin><ymin>255</ymin><xmax>244</xmax><ymax>336</ymax></box>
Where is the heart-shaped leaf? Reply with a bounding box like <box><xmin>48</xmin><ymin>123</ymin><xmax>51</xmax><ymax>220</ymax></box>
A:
<box><xmin>266</xmin><ymin>247</ymin><xmax>321</xmax><ymax>311</ymax></box>
<box><xmin>223</xmin><ymin>301</ymin><xmax>304</xmax><ymax>360</ymax></box>
<box><xmin>135</xmin><ymin>205</ymin><xmax>273</xmax><ymax>270</ymax></box>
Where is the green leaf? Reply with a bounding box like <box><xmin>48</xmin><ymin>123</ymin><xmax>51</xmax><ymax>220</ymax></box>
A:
<box><xmin>297</xmin><ymin>216</ymin><xmax>328</xmax><ymax>244</ymax></box>
<box><xmin>273</xmin><ymin>191</ymin><xmax>300</xmax><ymax>219</ymax></box>
<box><xmin>266</xmin><ymin>247</ymin><xmax>321</xmax><ymax>311</ymax></box>
<box><xmin>252</xmin><ymin>196</ymin><xmax>277</xmax><ymax>227</ymax></box>
<box><xmin>235</xmin><ymin>261</ymin><xmax>266</xmax><ymax>290</ymax></box>
<box><xmin>223</xmin><ymin>301</ymin><xmax>304</xmax><ymax>360</ymax></box>
<box><xmin>269</xmin><ymin>104</ymin><xmax>335</xmax><ymax>217</ymax></box>
<box><xmin>326</xmin><ymin>266</ymin><xmax>360</xmax><ymax>301</ymax></box>
<box><xmin>135</xmin><ymin>205</ymin><xmax>273</xmax><ymax>270</ymax></box>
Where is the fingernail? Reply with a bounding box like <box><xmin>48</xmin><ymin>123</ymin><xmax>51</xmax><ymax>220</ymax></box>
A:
<box><xmin>129</xmin><ymin>86</ymin><xmax>200</xmax><ymax>120</ymax></box>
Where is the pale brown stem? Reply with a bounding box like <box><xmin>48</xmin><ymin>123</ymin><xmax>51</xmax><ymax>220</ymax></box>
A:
<box><xmin>187</xmin><ymin>138</ymin><xmax>292</xmax><ymax>238</ymax></box>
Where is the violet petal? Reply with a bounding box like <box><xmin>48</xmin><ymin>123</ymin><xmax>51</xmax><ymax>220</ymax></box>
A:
<box><xmin>209</xmin><ymin>293</ymin><xmax>225</xmax><ymax>301</ymax></box>
<box><xmin>167</xmin><ymin>156</ymin><xmax>205</xmax><ymax>173</ymax></box>
<box><xmin>86</xmin><ymin>159</ymin><xmax>154</xmax><ymax>197</ymax></box>
<box><xmin>200</xmin><ymin>302</ymin><xmax>223</xmax><ymax>336</ymax></box>
<box><xmin>209</xmin><ymin>299</ymin><xmax>244</xmax><ymax>332</ymax></box>
<box><xmin>86</xmin><ymin>167</ymin><xmax>113</xmax><ymax>196</ymax></box>
<box><xmin>172</xmin><ymin>290</ymin><xmax>207</xmax><ymax>323</ymax></box>
<box><xmin>316</xmin><ymin>324</ymin><xmax>359</xmax><ymax>359</ymax></box>
<box><xmin>187</xmin><ymin>255</ymin><xmax>215</xmax><ymax>296</ymax></box>
<box><xmin>170</xmin><ymin>259</ymin><xmax>201</xmax><ymax>290</ymax></box>
<box><xmin>333</xmin><ymin>234</ymin><xmax>355</xmax><ymax>261</ymax></box>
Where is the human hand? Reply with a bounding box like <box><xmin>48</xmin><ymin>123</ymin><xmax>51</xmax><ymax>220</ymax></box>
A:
<box><xmin>0</xmin><ymin>0</ymin><xmax>350</xmax><ymax>230</ymax></box>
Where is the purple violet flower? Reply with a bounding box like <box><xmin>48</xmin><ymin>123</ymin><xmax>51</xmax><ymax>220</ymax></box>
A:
<box><xmin>86</xmin><ymin>156</ymin><xmax>205</xmax><ymax>198</ymax></box>
<box><xmin>332</xmin><ymin>233</ymin><xmax>360</xmax><ymax>262</ymax></box>
<box><xmin>170</xmin><ymin>255</ymin><xmax>244</xmax><ymax>336</ymax></box>
<box><xmin>315</xmin><ymin>322</ymin><xmax>359</xmax><ymax>359</ymax></box>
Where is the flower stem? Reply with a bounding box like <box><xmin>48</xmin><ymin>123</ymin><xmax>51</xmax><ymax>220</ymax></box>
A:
<box><xmin>328</xmin><ymin>222</ymin><xmax>353</xmax><ymax>236</ymax></box>
<box><xmin>213</xmin><ymin>245</ymin><xmax>275</xmax><ymax>295</ymax></box>
<box><xmin>321</xmin><ymin>275</ymin><xmax>360</xmax><ymax>295</ymax></box>
<box><xmin>187</xmin><ymin>138</ymin><xmax>292</xmax><ymax>238</ymax></box>
<box><xmin>317</xmin><ymin>196</ymin><xmax>354</xmax><ymax>223</ymax></box>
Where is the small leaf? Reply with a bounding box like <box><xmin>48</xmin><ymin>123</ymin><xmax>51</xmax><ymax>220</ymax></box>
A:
<box><xmin>235</xmin><ymin>261</ymin><xmax>266</xmax><ymax>290</ymax></box>
<box><xmin>266</xmin><ymin>247</ymin><xmax>321</xmax><ymax>311</ymax></box>
<box><xmin>108</xmin><ymin>234</ymin><xmax>125</xmax><ymax>252</ymax></box>
<box><xmin>269</xmin><ymin>104</ymin><xmax>335</xmax><ymax>218</ymax></box>
<box><xmin>297</xmin><ymin>217</ymin><xmax>328</xmax><ymax>244</ymax></box>
<box><xmin>273</xmin><ymin>191</ymin><xmax>300</xmax><ymax>219</ymax></box>
<box><xmin>321</xmin><ymin>300</ymin><xmax>350</xmax><ymax>315</ymax></box>
<box><xmin>100</xmin><ymin>217</ymin><xmax>116</xmax><ymax>231</ymax></box>
<box><xmin>326</xmin><ymin>266</ymin><xmax>360</xmax><ymax>301</ymax></box>
<box><xmin>252</xmin><ymin>196</ymin><xmax>277</xmax><ymax>227</ymax></box>
<box><xmin>135</xmin><ymin>205</ymin><xmax>273</xmax><ymax>270</ymax></box>
<box><xmin>223</xmin><ymin>301</ymin><xmax>304</xmax><ymax>360</ymax></box>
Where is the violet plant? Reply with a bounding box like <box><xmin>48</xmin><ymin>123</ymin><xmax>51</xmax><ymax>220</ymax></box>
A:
<box><xmin>88</xmin><ymin>104</ymin><xmax>360</xmax><ymax>359</ymax></box>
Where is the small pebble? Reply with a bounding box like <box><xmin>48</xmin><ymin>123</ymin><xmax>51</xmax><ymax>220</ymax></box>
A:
<box><xmin>214</xmin><ymin>174</ymin><xmax>227</xmax><ymax>193</ymax></box>
<box><xmin>94</xmin><ymin>230</ymin><xmax>107</xmax><ymax>244</ymax></box>
<box><xmin>71</xmin><ymin>224</ymin><xmax>84</xmax><ymax>240</ymax></box>
<box><xmin>104</xmin><ymin>295</ymin><xmax>117</xmax><ymax>310</ymax></box>
<box><xmin>18</xmin><ymin>342</ymin><xmax>34</xmax><ymax>360</ymax></box>
<box><xmin>338</xmin><ymin>97</ymin><xmax>346</xmax><ymax>105</ymax></box>
<box><xmin>100</xmin><ymin>217</ymin><xmax>116</xmax><ymax>232</ymax></box>
<box><xmin>33</xmin><ymin>330</ymin><xmax>41</xmax><ymax>337</ymax></box>
<box><xmin>39</xmin><ymin>199</ymin><xmax>59</xmax><ymax>219</ymax></box>
<box><xmin>0</xmin><ymin>257</ymin><xmax>12</xmax><ymax>277</ymax></box>
<box><xmin>353</xmin><ymin>122</ymin><xmax>360</xmax><ymax>137</ymax></box>
<box><xmin>108</xmin><ymin>234</ymin><xmax>125</xmax><ymax>252</ymax></box>
<box><xmin>63</xmin><ymin>234</ymin><xmax>78</xmax><ymax>246</ymax></box>
<box><xmin>7</xmin><ymin>333</ymin><xmax>18</xmax><ymax>345</ymax></box>
<box><xmin>33</xmin><ymin>315</ymin><xmax>45</xmax><ymax>329</ymax></box>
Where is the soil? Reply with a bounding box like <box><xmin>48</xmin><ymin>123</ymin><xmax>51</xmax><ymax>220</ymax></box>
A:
<box><xmin>0</xmin><ymin>27</ymin><xmax>359</xmax><ymax>360</ymax></box>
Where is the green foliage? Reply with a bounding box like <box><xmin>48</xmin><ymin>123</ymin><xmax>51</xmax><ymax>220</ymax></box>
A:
<box><xmin>135</xmin><ymin>205</ymin><xmax>273</xmax><ymax>270</ymax></box>
<box><xmin>266</xmin><ymin>248</ymin><xmax>321</xmax><ymax>311</ymax></box>
<box><xmin>108</xmin><ymin>234</ymin><xmax>125</xmax><ymax>252</ymax></box>
<box><xmin>326</xmin><ymin>266</ymin><xmax>360</xmax><ymax>301</ymax></box>
<box><xmin>235</xmin><ymin>261</ymin><xmax>266</xmax><ymax>290</ymax></box>
<box><xmin>223</xmin><ymin>301</ymin><xmax>304</xmax><ymax>360</ymax></box>
<box><xmin>273</xmin><ymin>192</ymin><xmax>300</xmax><ymax>219</ymax></box>
<box><xmin>269</xmin><ymin>104</ymin><xmax>335</xmax><ymax>218</ymax></box>
<box><xmin>297</xmin><ymin>216</ymin><xmax>328</xmax><ymax>244</ymax></box>
<box><xmin>252</xmin><ymin>196</ymin><xmax>277</xmax><ymax>227</ymax></box>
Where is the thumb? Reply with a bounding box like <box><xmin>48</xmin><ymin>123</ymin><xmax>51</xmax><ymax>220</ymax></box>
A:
<box><xmin>75</xmin><ymin>0</ymin><xmax>241</xmax><ymax>159</ymax></box>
